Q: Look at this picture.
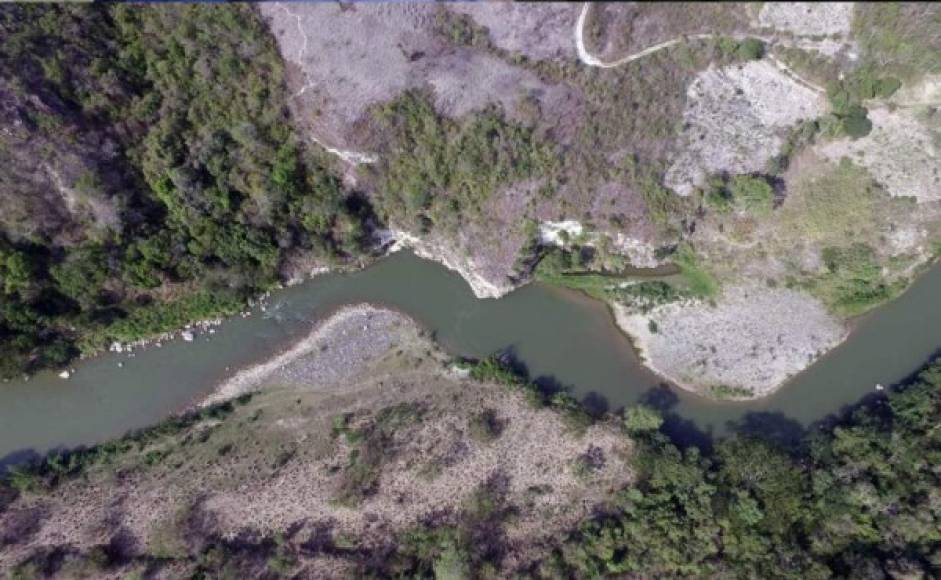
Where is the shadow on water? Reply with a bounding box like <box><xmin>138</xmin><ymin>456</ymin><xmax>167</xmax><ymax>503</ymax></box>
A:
<box><xmin>495</xmin><ymin>346</ymin><xmax>612</xmax><ymax>417</ymax></box>
<box><xmin>807</xmin><ymin>346</ymin><xmax>941</xmax><ymax>437</ymax></box>
<box><xmin>638</xmin><ymin>384</ymin><xmax>716</xmax><ymax>452</ymax></box>
<box><xmin>0</xmin><ymin>448</ymin><xmax>44</xmax><ymax>474</ymax></box>
<box><xmin>726</xmin><ymin>412</ymin><xmax>806</xmax><ymax>453</ymax></box>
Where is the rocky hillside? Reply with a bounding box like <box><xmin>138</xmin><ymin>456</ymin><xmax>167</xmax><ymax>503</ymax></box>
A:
<box><xmin>263</xmin><ymin>2</ymin><xmax>941</xmax><ymax>397</ymax></box>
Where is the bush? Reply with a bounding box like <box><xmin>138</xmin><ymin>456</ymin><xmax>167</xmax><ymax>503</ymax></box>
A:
<box><xmin>623</xmin><ymin>405</ymin><xmax>664</xmax><ymax>434</ymax></box>
<box><xmin>841</xmin><ymin>112</ymin><xmax>874</xmax><ymax>138</ymax></box>
<box><xmin>736</xmin><ymin>38</ymin><xmax>765</xmax><ymax>61</ymax></box>
<box><xmin>609</xmin><ymin>281</ymin><xmax>685</xmax><ymax>313</ymax></box>
<box><xmin>813</xmin><ymin>243</ymin><xmax>895</xmax><ymax>316</ymax></box>
<box><xmin>370</xmin><ymin>90</ymin><xmax>557</xmax><ymax>231</ymax></box>
<box><xmin>728</xmin><ymin>175</ymin><xmax>774</xmax><ymax>214</ymax></box>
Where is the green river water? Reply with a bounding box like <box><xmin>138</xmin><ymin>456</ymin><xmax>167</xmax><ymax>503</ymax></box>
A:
<box><xmin>2</xmin><ymin>251</ymin><xmax>940</xmax><ymax>464</ymax></box>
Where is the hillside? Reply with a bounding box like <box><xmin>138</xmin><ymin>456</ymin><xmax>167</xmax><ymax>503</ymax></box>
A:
<box><xmin>0</xmin><ymin>5</ymin><xmax>368</xmax><ymax>378</ymax></box>
<box><xmin>1</xmin><ymin>3</ymin><xmax>940</xmax><ymax>397</ymax></box>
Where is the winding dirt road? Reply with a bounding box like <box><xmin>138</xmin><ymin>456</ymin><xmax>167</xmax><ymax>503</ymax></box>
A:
<box><xmin>573</xmin><ymin>2</ymin><xmax>826</xmax><ymax>94</ymax></box>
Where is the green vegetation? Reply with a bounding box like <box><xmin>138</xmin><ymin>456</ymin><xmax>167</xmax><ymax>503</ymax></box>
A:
<box><xmin>767</xmin><ymin>119</ymin><xmax>820</xmax><ymax>175</ymax></box>
<box><xmin>6</xmin><ymin>351</ymin><xmax>941</xmax><ymax>578</ymax></box>
<box><xmin>533</xmin><ymin>247</ymin><xmax>693</xmax><ymax>311</ymax></box>
<box><xmin>708</xmin><ymin>384</ymin><xmax>755</xmax><ymax>400</ymax></box>
<box><xmin>704</xmin><ymin>174</ymin><xmax>776</xmax><ymax>215</ymax></box>
<box><xmin>826</xmin><ymin>69</ymin><xmax>902</xmax><ymax>139</ymax></box>
<box><xmin>853</xmin><ymin>3</ymin><xmax>941</xmax><ymax>82</ymax></box>
<box><xmin>622</xmin><ymin>404</ymin><xmax>664</xmax><ymax>434</ymax></box>
<box><xmin>5</xmin><ymin>396</ymin><xmax>249</xmax><ymax>493</ymax></box>
<box><xmin>370</xmin><ymin>90</ymin><xmax>557</xmax><ymax>232</ymax></box>
<box><xmin>0</xmin><ymin>5</ymin><xmax>367</xmax><ymax>378</ymax></box>
<box><xmin>728</xmin><ymin>175</ymin><xmax>774</xmax><ymax>214</ymax></box>
<box><xmin>809</xmin><ymin>243</ymin><xmax>900</xmax><ymax>317</ymax></box>
<box><xmin>433</xmin><ymin>5</ymin><xmax>493</xmax><ymax>50</ymax></box>
<box><xmin>716</xmin><ymin>37</ymin><xmax>766</xmax><ymax>61</ymax></box>
<box><xmin>778</xmin><ymin>159</ymin><xmax>888</xmax><ymax>246</ymax></box>
<box><xmin>610</xmin><ymin>281</ymin><xmax>687</xmax><ymax>314</ymax></box>
<box><xmin>548</xmin><ymin>359</ymin><xmax>941</xmax><ymax>577</ymax></box>
<box><xmin>673</xmin><ymin>244</ymin><xmax>719</xmax><ymax>298</ymax></box>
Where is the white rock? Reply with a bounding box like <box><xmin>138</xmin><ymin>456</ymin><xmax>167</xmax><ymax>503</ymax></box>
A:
<box><xmin>181</xmin><ymin>331</ymin><xmax>195</xmax><ymax>342</ymax></box>
<box><xmin>538</xmin><ymin>220</ymin><xmax>584</xmax><ymax>245</ymax></box>
<box><xmin>58</xmin><ymin>370</ymin><xmax>70</xmax><ymax>379</ymax></box>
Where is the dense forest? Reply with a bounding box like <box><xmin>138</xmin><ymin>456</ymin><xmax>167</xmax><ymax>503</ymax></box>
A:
<box><xmin>0</xmin><ymin>5</ymin><xmax>367</xmax><ymax>378</ymax></box>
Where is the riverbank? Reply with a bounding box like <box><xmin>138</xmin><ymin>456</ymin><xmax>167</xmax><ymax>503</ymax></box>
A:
<box><xmin>0</xmin><ymin>303</ymin><xmax>633</xmax><ymax>577</ymax></box>
<box><xmin>202</xmin><ymin>304</ymin><xmax>427</xmax><ymax>406</ymax></box>
<box><xmin>611</xmin><ymin>286</ymin><xmax>848</xmax><ymax>399</ymax></box>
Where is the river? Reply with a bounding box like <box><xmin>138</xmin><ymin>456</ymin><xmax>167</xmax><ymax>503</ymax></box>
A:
<box><xmin>2</xmin><ymin>251</ymin><xmax>939</xmax><ymax>464</ymax></box>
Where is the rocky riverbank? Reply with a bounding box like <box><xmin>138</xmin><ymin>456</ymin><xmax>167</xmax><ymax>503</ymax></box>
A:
<box><xmin>613</xmin><ymin>285</ymin><xmax>848</xmax><ymax>399</ymax></box>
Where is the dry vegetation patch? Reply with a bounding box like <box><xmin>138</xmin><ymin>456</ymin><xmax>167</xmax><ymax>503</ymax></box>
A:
<box><xmin>758</xmin><ymin>3</ymin><xmax>854</xmax><ymax>38</ymax></box>
<box><xmin>0</xmin><ymin>308</ymin><xmax>632</xmax><ymax>577</ymax></box>
<box><xmin>665</xmin><ymin>60</ymin><xmax>826</xmax><ymax>196</ymax></box>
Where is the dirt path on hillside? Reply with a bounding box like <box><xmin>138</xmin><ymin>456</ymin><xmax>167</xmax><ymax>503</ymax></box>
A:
<box><xmin>573</xmin><ymin>2</ymin><xmax>826</xmax><ymax>94</ymax></box>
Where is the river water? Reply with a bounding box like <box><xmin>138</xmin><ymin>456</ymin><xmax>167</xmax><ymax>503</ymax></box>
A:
<box><xmin>2</xmin><ymin>251</ymin><xmax>939</xmax><ymax>463</ymax></box>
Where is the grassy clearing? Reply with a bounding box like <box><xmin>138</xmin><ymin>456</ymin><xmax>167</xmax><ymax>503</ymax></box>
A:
<box><xmin>776</xmin><ymin>159</ymin><xmax>889</xmax><ymax>247</ymax></box>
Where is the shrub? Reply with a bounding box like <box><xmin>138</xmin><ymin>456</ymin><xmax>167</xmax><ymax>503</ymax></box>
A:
<box><xmin>728</xmin><ymin>175</ymin><xmax>774</xmax><ymax>214</ymax></box>
<box><xmin>550</xmin><ymin>392</ymin><xmax>593</xmax><ymax>434</ymax></box>
<box><xmin>736</xmin><ymin>38</ymin><xmax>765</xmax><ymax>61</ymax></box>
<box><xmin>610</xmin><ymin>281</ymin><xmax>685</xmax><ymax>313</ymax></box>
<box><xmin>813</xmin><ymin>243</ymin><xmax>895</xmax><ymax>316</ymax></box>
<box><xmin>623</xmin><ymin>405</ymin><xmax>664</xmax><ymax>434</ymax></box>
<box><xmin>841</xmin><ymin>112</ymin><xmax>874</xmax><ymax>139</ymax></box>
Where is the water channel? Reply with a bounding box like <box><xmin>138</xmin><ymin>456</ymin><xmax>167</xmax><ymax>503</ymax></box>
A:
<box><xmin>2</xmin><ymin>251</ymin><xmax>939</xmax><ymax>464</ymax></box>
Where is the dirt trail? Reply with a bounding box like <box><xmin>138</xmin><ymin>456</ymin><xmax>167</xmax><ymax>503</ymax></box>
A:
<box><xmin>574</xmin><ymin>3</ymin><xmax>826</xmax><ymax>94</ymax></box>
<box><xmin>275</xmin><ymin>4</ymin><xmax>378</xmax><ymax>166</ymax></box>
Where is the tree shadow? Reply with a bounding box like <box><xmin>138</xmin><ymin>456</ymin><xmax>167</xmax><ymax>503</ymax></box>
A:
<box><xmin>0</xmin><ymin>448</ymin><xmax>44</xmax><ymax>474</ymax></box>
<box><xmin>636</xmin><ymin>383</ymin><xmax>715</xmax><ymax>452</ymax></box>
<box><xmin>493</xmin><ymin>347</ymin><xmax>609</xmax><ymax>417</ymax></box>
<box><xmin>726</xmin><ymin>411</ymin><xmax>806</xmax><ymax>454</ymax></box>
<box><xmin>809</xmin><ymin>346</ymin><xmax>941</xmax><ymax>435</ymax></box>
